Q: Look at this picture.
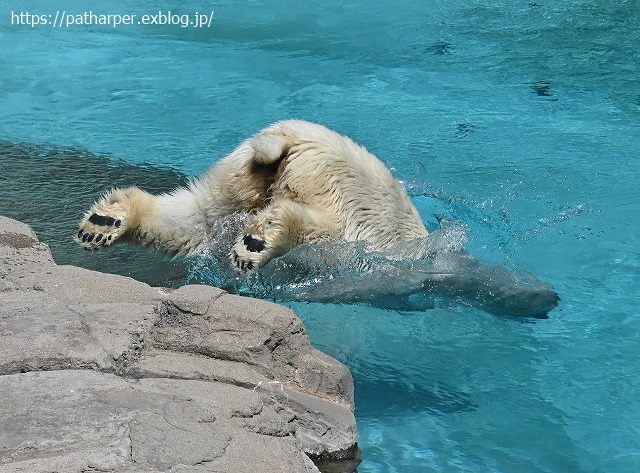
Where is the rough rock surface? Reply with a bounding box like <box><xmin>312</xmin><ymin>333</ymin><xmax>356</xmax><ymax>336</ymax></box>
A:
<box><xmin>0</xmin><ymin>216</ymin><xmax>360</xmax><ymax>473</ymax></box>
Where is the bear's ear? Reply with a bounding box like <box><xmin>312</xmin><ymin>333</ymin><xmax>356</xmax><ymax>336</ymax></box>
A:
<box><xmin>251</xmin><ymin>134</ymin><xmax>289</xmax><ymax>165</ymax></box>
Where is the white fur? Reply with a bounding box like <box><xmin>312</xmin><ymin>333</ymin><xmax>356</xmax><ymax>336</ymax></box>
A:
<box><xmin>76</xmin><ymin>120</ymin><xmax>429</xmax><ymax>270</ymax></box>
<box><xmin>264</xmin><ymin>120</ymin><xmax>428</xmax><ymax>246</ymax></box>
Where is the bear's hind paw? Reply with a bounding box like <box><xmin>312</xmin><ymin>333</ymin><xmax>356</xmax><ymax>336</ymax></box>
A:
<box><xmin>230</xmin><ymin>234</ymin><xmax>269</xmax><ymax>272</ymax></box>
<box><xmin>242</xmin><ymin>234</ymin><xmax>266</xmax><ymax>253</ymax></box>
<box><xmin>75</xmin><ymin>212</ymin><xmax>125</xmax><ymax>250</ymax></box>
<box><xmin>231</xmin><ymin>250</ymin><xmax>257</xmax><ymax>271</ymax></box>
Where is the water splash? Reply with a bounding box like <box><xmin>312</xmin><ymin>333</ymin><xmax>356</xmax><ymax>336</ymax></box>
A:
<box><xmin>189</xmin><ymin>226</ymin><xmax>559</xmax><ymax>318</ymax></box>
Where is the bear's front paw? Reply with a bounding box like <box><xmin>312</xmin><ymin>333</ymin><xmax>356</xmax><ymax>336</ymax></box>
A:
<box><xmin>75</xmin><ymin>212</ymin><xmax>126</xmax><ymax>250</ymax></box>
<box><xmin>231</xmin><ymin>234</ymin><xmax>269</xmax><ymax>271</ymax></box>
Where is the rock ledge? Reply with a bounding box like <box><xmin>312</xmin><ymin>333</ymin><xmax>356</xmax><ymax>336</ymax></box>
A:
<box><xmin>0</xmin><ymin>215</ymin><xmax>360</xmax><ymax>473</ymax></box>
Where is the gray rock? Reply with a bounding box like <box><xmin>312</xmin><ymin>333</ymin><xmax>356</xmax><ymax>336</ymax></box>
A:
<box><xmin>0</xmin><ymin>215</ymin><xmax>359</xmax><ymax>472</ymax></box>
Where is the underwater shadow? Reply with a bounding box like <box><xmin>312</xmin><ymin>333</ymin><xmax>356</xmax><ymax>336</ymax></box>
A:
<box><xmin>353</xmin><ymin>373</ymin><xmax>477</xmax><ymax>418</ymax></box>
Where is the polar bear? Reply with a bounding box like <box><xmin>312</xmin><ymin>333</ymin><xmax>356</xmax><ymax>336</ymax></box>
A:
<box><xmin>76</xmin><ymin>120</ymin><xmax>429</xmax><ymax>270</ymax></box>
<box><xmin>75</xmin><ymin>120</ymin><xmax>560</xmax><ymax>317</ymax></box>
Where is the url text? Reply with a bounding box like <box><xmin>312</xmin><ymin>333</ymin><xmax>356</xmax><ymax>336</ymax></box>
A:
<box><xmin>11</xmin><ymin>11</ymin><xmax>215</xmax><ymax>28</ymax></box>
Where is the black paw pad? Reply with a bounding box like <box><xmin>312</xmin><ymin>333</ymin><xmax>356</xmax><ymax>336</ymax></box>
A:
<box><xmin>88</xmin><ymin>213</ymin><xmax>117</xmax><ymax>227</ymax></box>
<box><xmin>243</xmin><ymin>234</ymin><xmax>266</xmax><ymax>253</ymax></box>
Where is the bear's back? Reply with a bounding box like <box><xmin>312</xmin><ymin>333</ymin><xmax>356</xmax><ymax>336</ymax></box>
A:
<box><xmin>267</xmin><ymin>120</ymin><xmax>429</xmax><ymax>249</ymax></box>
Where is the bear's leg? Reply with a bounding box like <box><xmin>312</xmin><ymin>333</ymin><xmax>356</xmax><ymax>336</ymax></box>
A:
<box><xmin>76</xmin><ymin>187</ymin><xmax>154</xmax><ymax>250</ymax></box>
<box><xmin>231</xmin><ymin>199</ymin><xmax>340</xmax><ymax>271</ymax></box>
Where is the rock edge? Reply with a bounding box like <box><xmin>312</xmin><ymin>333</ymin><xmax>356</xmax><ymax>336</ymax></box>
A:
<box><xmin>0</xmin><ymin>215</ymin><xmax>360</xmax><ymax>473</ymax></box>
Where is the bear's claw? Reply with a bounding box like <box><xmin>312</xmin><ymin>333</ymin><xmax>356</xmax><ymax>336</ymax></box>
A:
<box><xmin>232</xmin><ymin>250</ymin><xmax>255</xmax><ymax>271</ymax></box>
<box><xmin>75</xmin><ymin>212</ymin><xmax>125</xmax><ymax>250</ymax></box>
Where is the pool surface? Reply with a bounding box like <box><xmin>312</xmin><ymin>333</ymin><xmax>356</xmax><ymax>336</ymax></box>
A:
<box><xmin>1</xmin><ymin>1</ymin><xmax>639</xmax><ymax>471</ymax></box>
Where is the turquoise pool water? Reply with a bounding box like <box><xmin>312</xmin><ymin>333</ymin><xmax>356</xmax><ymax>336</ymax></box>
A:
<box><xmin>2</xmin><ymin>1</ymin><xmax>639</xmax><ymax>471</ymax></box>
